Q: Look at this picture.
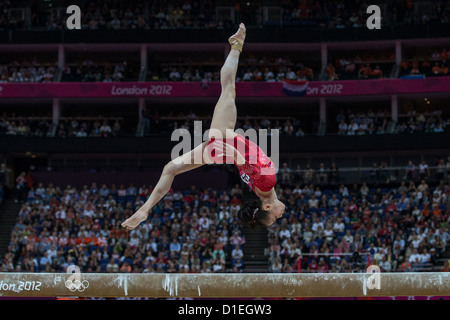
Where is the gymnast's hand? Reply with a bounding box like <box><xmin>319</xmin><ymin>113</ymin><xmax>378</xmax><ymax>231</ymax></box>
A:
<box><xmin>212</xmin><ymin>140</ymin><xmax>245</xmax><ymax>165</ymax></box>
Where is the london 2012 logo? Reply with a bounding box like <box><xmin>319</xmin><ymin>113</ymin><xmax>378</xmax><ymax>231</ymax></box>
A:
<box><xmin>65</xmin><ymin>265</ymin><xmax>89</xmax><ymax>292</ymax></box>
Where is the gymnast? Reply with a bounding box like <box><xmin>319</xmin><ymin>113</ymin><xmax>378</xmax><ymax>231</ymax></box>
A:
<box><xmin>122</xmin><ymin>23</ymin><xmax>285</xmax><ymax>231</ymax></box>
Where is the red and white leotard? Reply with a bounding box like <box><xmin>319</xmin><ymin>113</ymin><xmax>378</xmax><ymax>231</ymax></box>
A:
<box><xmin>208</xmin><ymin>134</ymin><xmax>276</xmax><ymax>193</ymax></box>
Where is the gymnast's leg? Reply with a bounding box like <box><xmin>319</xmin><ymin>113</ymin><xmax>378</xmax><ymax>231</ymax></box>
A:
<box><xmin>208</xmin><ymin>23</ymin><xmax>246</xmax><ymax>140</ymax></box>
<box><xmin>121</xmin><ymin>142</ymin><xmax>207</xmax><ymax>230</ymax></box>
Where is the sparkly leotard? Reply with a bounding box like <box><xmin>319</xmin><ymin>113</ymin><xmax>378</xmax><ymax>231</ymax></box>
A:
<box><xmin>208</xmin><ymin>134</ymin><xmax>276</xmax><ymax>193</ymax></box>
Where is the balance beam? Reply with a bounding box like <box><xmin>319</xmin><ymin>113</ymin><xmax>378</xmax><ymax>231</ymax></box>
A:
<box><xmin>0</xmin><ymin>272</ymin><xmax>449</xmax><ymax>298</ymax></box>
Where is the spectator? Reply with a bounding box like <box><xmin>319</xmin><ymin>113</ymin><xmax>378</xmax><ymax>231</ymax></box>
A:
<box><xmin>378</xmin><ymin>255</ymin><xmax>392</xmax><ymax>272</ymax></box>
<box><xmin>15</xmin><ymin>172</ymin><xmax>27</xmax><ymax>203</ymax></box>
<box><xmin>279</xmin><ymin>162</ymin><xmax>292</xmax><ymax>186</ymax></box>
<box><xmin>441</xmin><ymin>261</ymin><xmax>450</xmax><ymax>272</ymax></box>
<box><xmin>99</xmin><ymin>120</ymin><xmax>112</xmax><ymax>137</ymax></box>
<box><xmin>317</xmin><ymin>163</ymin><xmax>328</xmax><ymax>185</ymax></box>
<box><xmin>231</xmin><ymin>244</ymin><xmax>244</xmax><ymax>265</ymax></box>
<box><xmin>271</xmin><ymin>257</ymin><xmax>283</xmax><ymax>273</ymax></box>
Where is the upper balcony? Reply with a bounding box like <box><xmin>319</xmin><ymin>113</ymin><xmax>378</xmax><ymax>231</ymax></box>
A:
<box><xmin>1</xmin><ymin>1</ymin><xmax>450</xmax><ymax>44</ymax></box>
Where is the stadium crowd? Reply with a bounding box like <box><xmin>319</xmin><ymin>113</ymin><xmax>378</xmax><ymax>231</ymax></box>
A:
<box><xmin>155</xmin><ymin>50</ymin><xmax>318</xmax><ymax>82</ymax></box>
<box><xmin>0</xmin><ymin>162</ymin><xmax>449</xmax><ymax>274</ymax></box>
<box><xmin>0</xmin><ymin>60</ymin><xmax>56</xmax><ymax>83</ymax></box>
<box><xmin>1</xmin><ymin>44</ymin><xmax>449</xmax><ymax>84</ymax></box>
<box><xmin>54</xmin><ymin>117</ymin><xmax>124</xmax><ymax>138</ymax></box>
<box><xmin>0</xmin><ymin>113</ymin><xmax>53</xmax><ymax>137</ymax></box>
<box><xmin>0</xmin><ymin>181</ymin><xmax>247</xmax><ymax>273</ymax></box>
<box><xmin>0</xmin><ymin>0</ymin><xmax>445</xmax><ymax>31</ymax></box>
<box><xmin>0</xmin><ymin>59</ymin><xmax>131</xmax><ymax>83</ymax></box>
<box><xmin>267</xmin><ymin>181</ymin><xmax>450</xmax><ymax>273</ymax></box>
<box><xmin>1</xmin><ymin>108</ymin><xmax>449</xmax><ymax>139</ymax></box>
<box><xmin>61</xmin><ymin>59</ymin><xmax>133</xmax><ymax>82</ymax></box>
<box><xmin>396</xmin><ymin>48</ymin><xmax>450</xmax><ymax>78</ymax></box>
<box><xmin>278</xmin><ymin>0</ymin><xmax>450</xmax><ymax>28</ymax></box>
<box><xmin>0</xmin><ymin>114</ymin><xmax>124</xmax><ymax>138</ymax></box>
<box><xmin>335</xmin><ymin>108</ymin><xmax>449</xmax><ymax>135</ymax></box>
<box><xmin>395</xmin><ymin>110</ymin><xmax>449</xmax><ymax>134</ymax></box>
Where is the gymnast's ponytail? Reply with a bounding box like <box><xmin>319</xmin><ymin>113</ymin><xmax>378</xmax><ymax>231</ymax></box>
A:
<box><xmin>237</xmin><ymin>188</ymin><xmax>270</xmax><ymax>229</ymax></box>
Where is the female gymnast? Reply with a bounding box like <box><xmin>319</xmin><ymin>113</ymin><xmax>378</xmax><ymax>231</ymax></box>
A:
<box><xmin>122</xmin><ymin>23</ymin><xmax>285</xmax><ymax>231</ymax></box>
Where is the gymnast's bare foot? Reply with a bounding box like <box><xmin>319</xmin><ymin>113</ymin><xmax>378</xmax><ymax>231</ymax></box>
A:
<box><xmin>229</xmin><ymin>23</ymin><xmax>246</xmax><ymax>52</ymax></box>
<box><xmin>121</xmin><ymin>209</ymin><xmax>148</xmax><ymax>230</ymax></box>
<box><xmin>231</xmin><ymin>23</ymin><xmax>246</xmax><ymax>41</ymax></box>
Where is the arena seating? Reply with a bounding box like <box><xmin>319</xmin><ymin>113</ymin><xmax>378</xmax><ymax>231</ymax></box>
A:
<box><xmin>0</xmin><ymin>174</ymin><xmax>448</xmax><ymax>274</ymax></box>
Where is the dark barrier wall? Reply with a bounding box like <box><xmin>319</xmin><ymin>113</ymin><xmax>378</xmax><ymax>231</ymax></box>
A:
<box><xmin>1</xmin><ymin>24</ymin><xmax>450</xmax><ymax>44</ymax></box>
<box><xmin>0</xmin><ymin>133</ymin><xmax>449</xmax><ymax>154</ymax></box>
<box><xmin>30</xmin><ymin>171</ymin><xmax>228</xmax><ymax>190</ymax></box>
<box><xmin>0</xmin><ymin>132</ymin><xmax>450</xmax><ymax>157</ymax></box>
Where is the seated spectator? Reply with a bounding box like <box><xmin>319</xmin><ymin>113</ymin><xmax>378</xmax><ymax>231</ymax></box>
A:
<box><xmin>370</xmin><ymin>64</ymin><xmax>383</xmax><ymax>78</ymax></box>
<box><xmin>99</xmin><ymin>120</ymin><xmax>112</xmax><ymax>137</ymax></box>
<box><xmin>441</xmin><ymin>260</ymin><xmax>450</xmax><ymax>272</ymax></box>
<box><xmin>358</xmin><ymin>64</ymin><xmax>372</xmax><ymax>79</ymax></box>
<box><xmin>231</xmin><ymin>244</ymin><xmax>244</xmax><ymax>265</ymax></box>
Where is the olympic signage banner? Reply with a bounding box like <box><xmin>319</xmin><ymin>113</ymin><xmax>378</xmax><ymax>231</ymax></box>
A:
<box><xmin>0</xmin><ymin>77</ymin><xmax>450</xmax><ymax>98</ymax></box>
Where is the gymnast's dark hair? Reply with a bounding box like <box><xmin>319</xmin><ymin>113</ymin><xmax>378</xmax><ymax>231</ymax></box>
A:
<box><xmin>237</xmin><ymin>186</ymin><xmax>270</xmax><ymax>229</ymax></box>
